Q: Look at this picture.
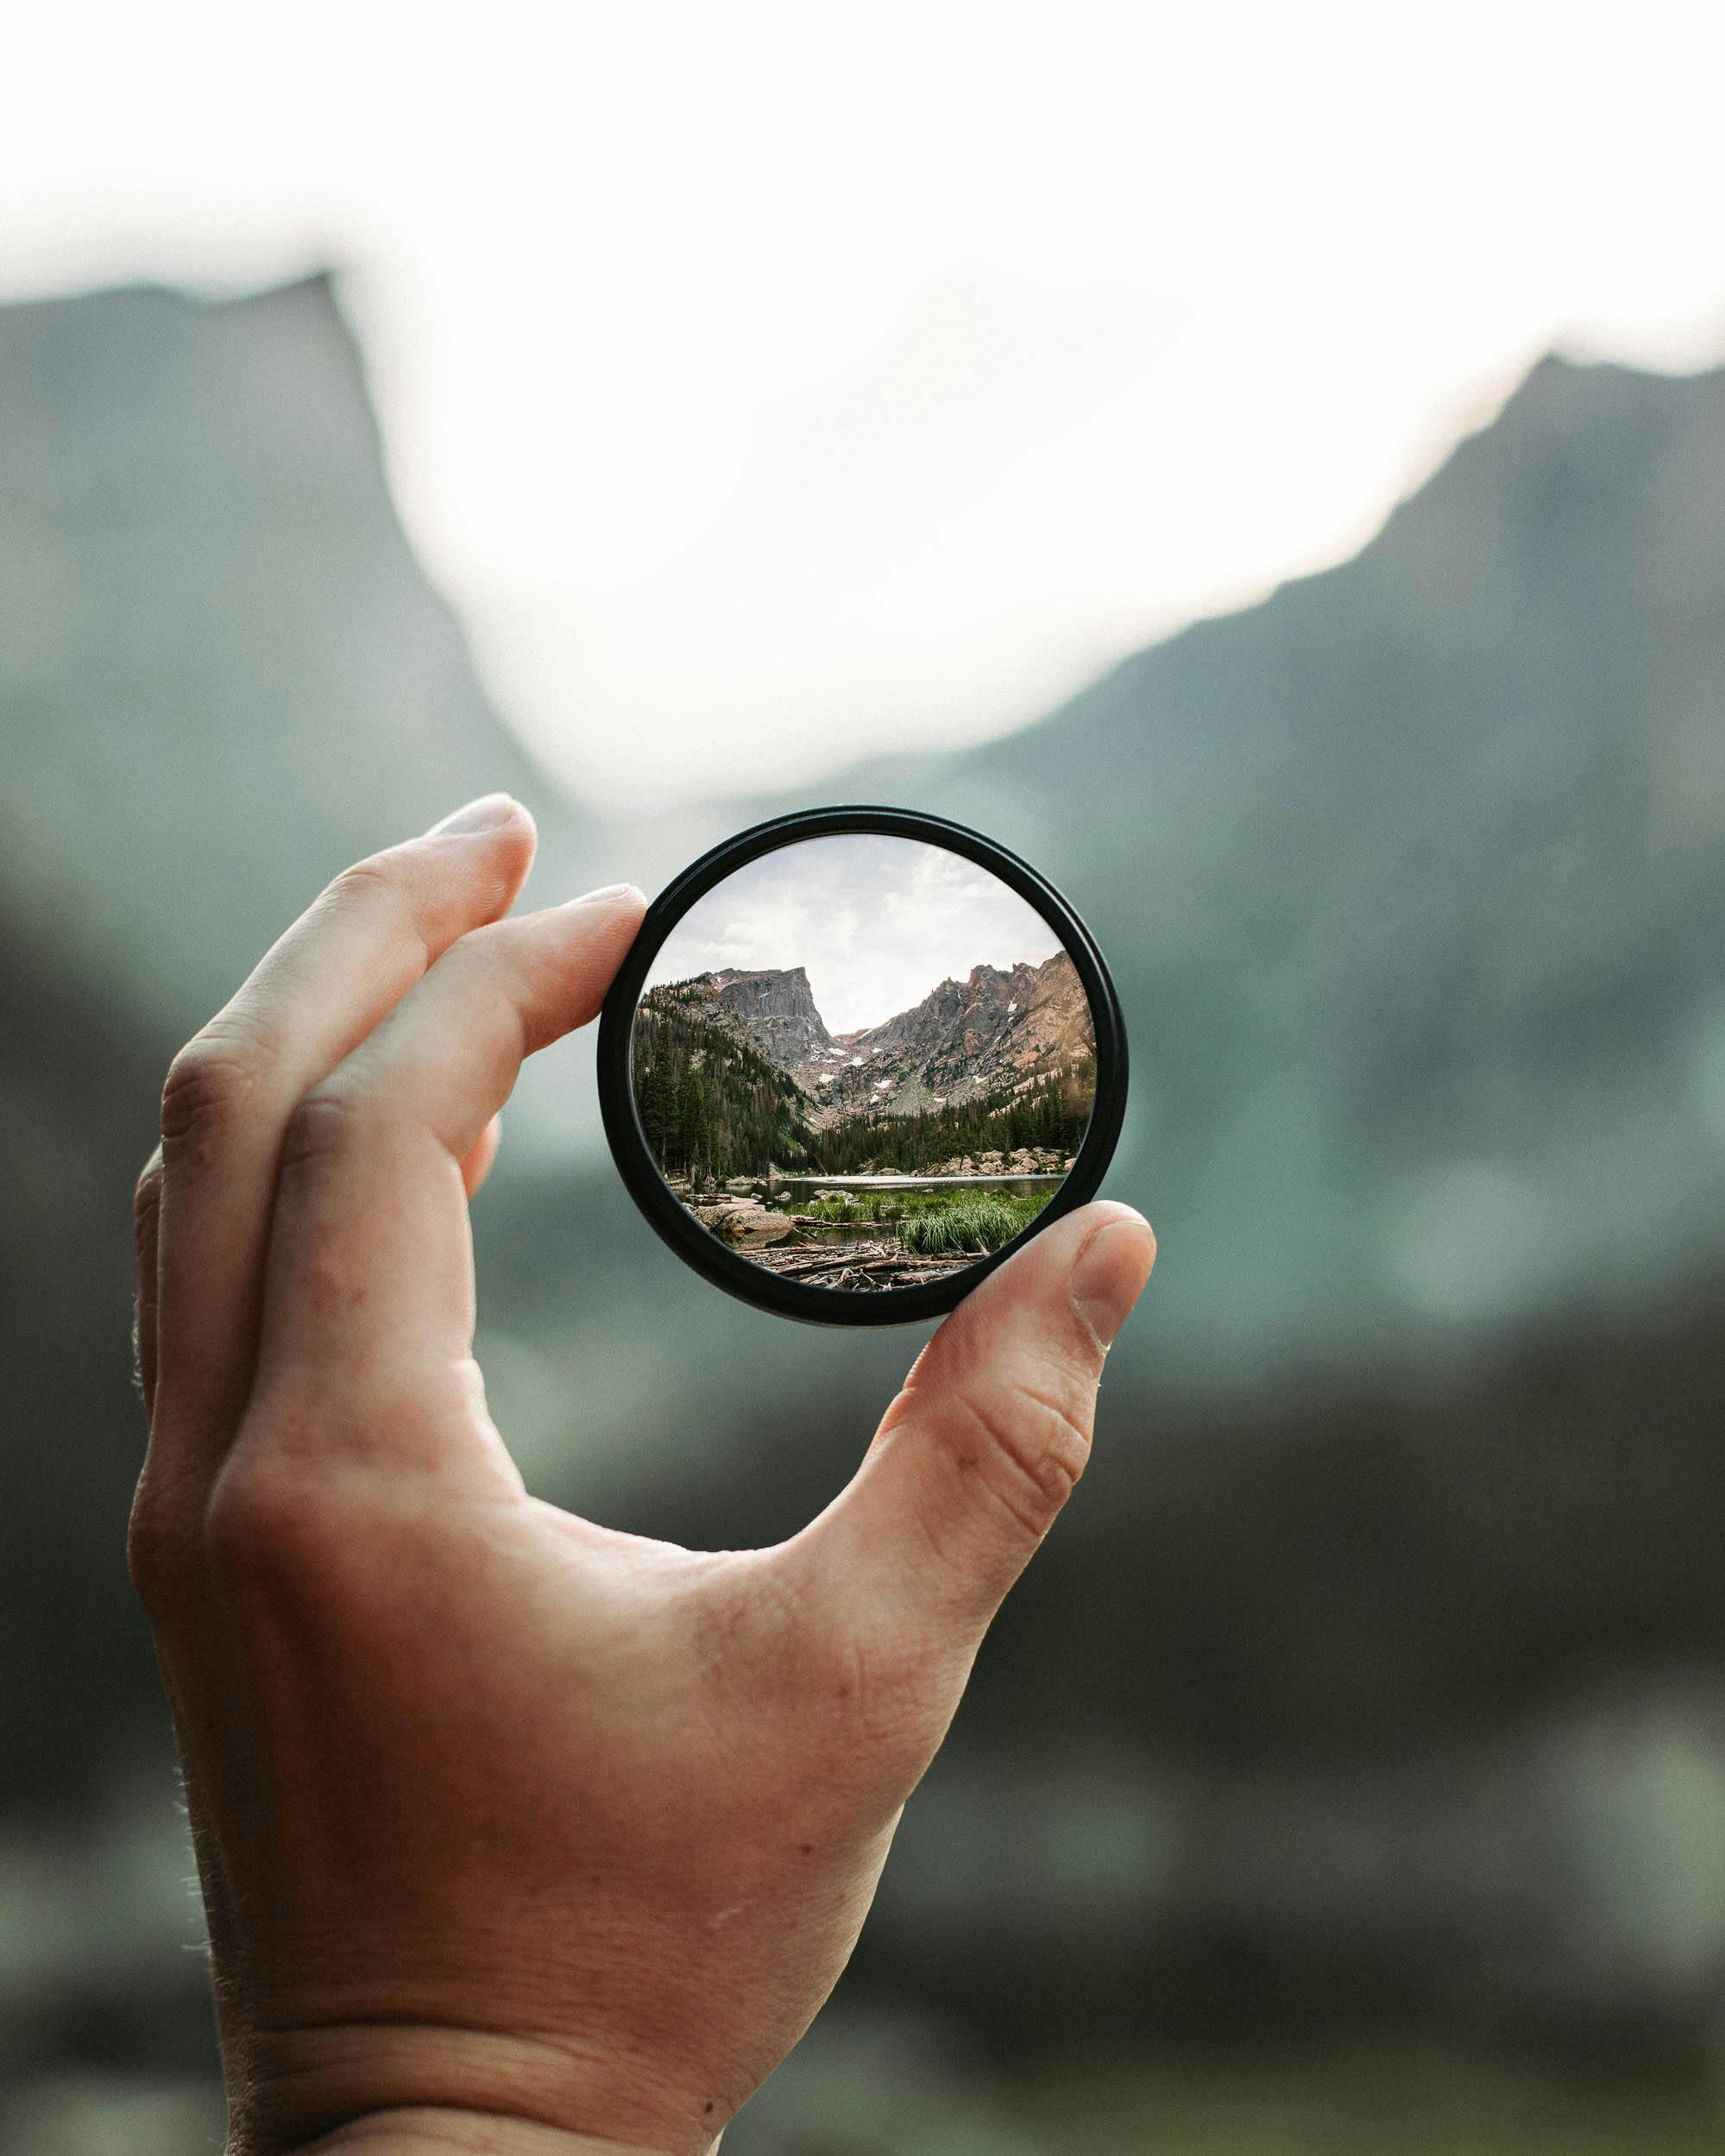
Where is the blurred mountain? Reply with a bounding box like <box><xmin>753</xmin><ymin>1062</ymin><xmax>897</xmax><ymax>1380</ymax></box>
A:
<box><xmin>0</xmin><ymin>274</ymin><xmax>589</xmax><ymax>1038</ymax></box>
<box><xmin>728</xmin><ymin>352</ymin><xmax>1725</xmax><ymax>1384</ymax></box>
<box><xmin>6</xmin><ymin>275</ymin><xmax>1725</xmax><ymax>2099</ymax></box>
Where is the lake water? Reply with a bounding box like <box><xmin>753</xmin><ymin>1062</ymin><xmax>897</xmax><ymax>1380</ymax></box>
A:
<box><xmin>769</xmin><ymin>1173</ymin><xmax>1062</xmax><ymax>1195</ymax></box>
<box><xmin>790</xmin><ymin>1219</ymin><xmax>898</xmax><ymax>1246</ymax></box>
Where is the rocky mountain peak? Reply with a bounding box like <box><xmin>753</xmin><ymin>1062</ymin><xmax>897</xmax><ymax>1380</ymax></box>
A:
<box><xmin>645</xmin><ymin>951</ymin><xmax>1092</xmax><ymax>1130</ymax></box>
<box><xmin>666</xmin><ymin>965</ymin><xmax>833</xmax><ymax>1067</ymax></box>
<box><xmin>794</xmin><ymin>949</ymin><xmax>1091</xmax><ymax>1124</ymax></box>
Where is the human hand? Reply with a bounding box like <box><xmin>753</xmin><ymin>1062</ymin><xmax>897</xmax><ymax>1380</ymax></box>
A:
<box><xmin>128</xmin><ymin>796</ymin><xmax>1156</xmax><ymax>2156</ymax></box>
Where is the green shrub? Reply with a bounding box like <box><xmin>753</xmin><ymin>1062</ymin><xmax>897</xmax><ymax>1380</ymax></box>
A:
<box><xmin>898</xmin><ymin>1192</ymin><xmax>1049</xmax><ymax>1255</ymax></box>
<box><xmin>801</xmin><ymin>1192</ymin><xmax>904</xmax><ymax>1223</ymax></box>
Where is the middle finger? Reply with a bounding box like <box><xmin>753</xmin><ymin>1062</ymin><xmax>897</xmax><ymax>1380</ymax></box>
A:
<box><xmin>146</xmin><ymin>795</ymin><xmax>537</xmax><ymax>1501</ymax></box>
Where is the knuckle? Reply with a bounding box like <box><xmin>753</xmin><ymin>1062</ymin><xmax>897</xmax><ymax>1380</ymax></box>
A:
<box><xmin>321</xmin><ymin>857</ymin><xmax>431</xmax><ymax>970</ymax></box>
<box><xmin>132</xmin><ymin>1149</ymin><xmax>163</xmax><ymax>1217</ymax></box>
<box><xmin>160</xmin><ymin>1030</ymin><xmax>267</xmax><ymax>1148</ymax></box>
<box><xmin>952</xmin><ymin>1380</ymin><xmax>1092</xmax><ymax>1538</ymax></box>
<box><xmin>783</xmin><ymin>1622</ymin><xmax>948</xmax><ymax>1826</ymax></box>
<box><xmin>126</xmin><ymin>1481</ymin><xmax>191</xmax><ymax>1619</ymax></box>
<box><xmin>740</xmin><ymin>1554</ymin><xmax>941</xmax><ymax>1774</ymax></box>
<box><xmin>441</xmin><ymin>921</ymin><xmax>538</xmax><ymax>1054</ymax></box>
<box><xmin>202</xmin><ymin>1457</ymin><xmax>329</xmax><ymax>1593</ymax></box>
<box><xmin>278</xmin><ymin>1084</ymin><xmax>364</xmax><ymax>1182</ymax></box>
<box><xmin>324</xmin><ymin>855</ymin><xmax>400</xmax><ymax>915</ymax></box>
<box><xmin>132</xmin><ymin>1151</ymin><xmax>163</xmax><ymax>1248</ymax></box>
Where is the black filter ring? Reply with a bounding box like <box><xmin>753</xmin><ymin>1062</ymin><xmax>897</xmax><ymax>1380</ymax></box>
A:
<box><xmin>596</xmin><ymin>806</ymin><xmax>1129</xmax><ymax>1328</ymax></box>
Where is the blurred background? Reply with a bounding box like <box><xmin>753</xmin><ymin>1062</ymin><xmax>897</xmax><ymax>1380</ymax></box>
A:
<box><xmin>5</xmin><ymin>3</ymin><xmax>1725</xmax><ymax>2149</ymax></box>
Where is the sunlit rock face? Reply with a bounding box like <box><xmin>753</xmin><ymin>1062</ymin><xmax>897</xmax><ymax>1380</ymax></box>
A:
<box><xmin>813</xmin><ymin>951</ymin><xmax>1092</xmax><ymax>1122</ymax></box>
<box><xmin>710</xmin><ymin>965</ymin><xmax>834</xmax><ymax>1066</ymax></box>
<box><xmin>646</xmin><ymin>950</ymin><xmax>1092</xmax><ymax>1127</ymax></box>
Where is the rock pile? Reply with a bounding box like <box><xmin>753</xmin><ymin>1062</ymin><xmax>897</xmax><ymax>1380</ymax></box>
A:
<box><xmin>917</xmin><ymin>1147</ymin><xmax>1073</xmax><ymax>1177</ymax></box>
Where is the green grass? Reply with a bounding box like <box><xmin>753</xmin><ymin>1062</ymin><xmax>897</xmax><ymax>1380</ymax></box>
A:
<box><xmin>800</xmin><ymin>1191</ymin><xmax>904</xmax><ymax>1223</ymax></box>
<box><xmin>792</xmin><ymin>1186</ymin><xmax>1055</xmax><ymax>1249</ymax></box>
<box><xmin>898</xmin><ymin>1191</ymin><xmax>1050</xmax><ymax>1254</ymax></box>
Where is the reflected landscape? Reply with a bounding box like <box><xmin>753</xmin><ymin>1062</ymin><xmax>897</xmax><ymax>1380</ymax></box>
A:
<box><xmin>632</xmin><ymin>833</ymin><xmax>1095</xmax><ymax>1290</ymax></box>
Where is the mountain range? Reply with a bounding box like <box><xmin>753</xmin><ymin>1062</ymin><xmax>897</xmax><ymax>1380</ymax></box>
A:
<box><xmin>11</xmin><ymin>274</ymin><xmax>1722</xmax><ymax>1389</ymax></box>
<box><xmin>720</xmin><ymin>349</ymin><xmax>1725</xmax><ymax>1380</ymax></box>
<box><xmin>8</xmin><ymin>274</ymin><xmax>1725</xmax><ymax>2064</ymax></box>
<box><xmin>666</xmin><ymin>949</ymin><xmax>1090</xmax><ymax>1126</ymax></box>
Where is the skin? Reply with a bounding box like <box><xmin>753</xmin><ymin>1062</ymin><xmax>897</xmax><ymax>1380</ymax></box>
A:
<box><xmin>127</xmin><ymin>794</ymin><xmax>1158</xmax><ymax>2156</ymax></box>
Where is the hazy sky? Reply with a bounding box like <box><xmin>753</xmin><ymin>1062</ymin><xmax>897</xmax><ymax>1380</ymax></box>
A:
<box><xmin>6</xmin><ymin>3</ymin><xmax>1725</xmax><ymax>808</ymax></box>
<box><xmin>644</xmin><ymin>834</ymin><xmax>1062</xmax><ymax>1033</ymax></box>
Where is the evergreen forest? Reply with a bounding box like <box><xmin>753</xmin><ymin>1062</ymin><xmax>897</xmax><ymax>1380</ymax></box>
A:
<box><xmin>632</xmin><ymin>996</ymin><xmax>815</xmax><ymax>1183</ymax></box>
<box><xmin>633</xmin><ymin>988</ymin><xmax>1093</xmax><ymax>1182</ymax></box>
<box><xmin>805</xmin><ymin>1055</ymin><xmax>1094</xmax><ymax>1173</ymax></box>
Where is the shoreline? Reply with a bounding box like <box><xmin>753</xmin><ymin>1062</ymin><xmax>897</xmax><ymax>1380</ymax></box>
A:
<box><xmin>748</xmin><ymin>1237</ymin><xmax>978</xmax><ymax>1291</ymax></box>
<box><xmin>668</xmin><ymin>1179</ymin><xmax>1054</xmax><ymax>1292</ymax></box>
<box><xmin>767</xmin><ymin>1171</ymin><xmax>1064</xmax><ymax>1190</ymax></box>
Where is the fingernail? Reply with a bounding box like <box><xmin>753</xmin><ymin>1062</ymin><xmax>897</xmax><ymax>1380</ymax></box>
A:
<box><xmin>1069</xmin><ymin>1217</ymin><xmax>1155</xmax><ymax>1350</ymax></box>
<box><xmin>564</xmin><ymin>882</ymin><xmax>638</xmax><ymax>906</ymax></box>
<box><xmin>429</xmin><ymin>793</ymin><xmax>517</xmax><ymax>837</ymax></box>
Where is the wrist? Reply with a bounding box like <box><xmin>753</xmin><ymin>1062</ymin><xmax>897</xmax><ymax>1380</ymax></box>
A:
<box><xmin>221</xmin><ymin>2014</ymin><xmax>725</xmax><ymax>2156</ymax></box>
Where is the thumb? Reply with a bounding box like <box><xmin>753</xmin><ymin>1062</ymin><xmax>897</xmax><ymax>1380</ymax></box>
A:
<box><xmin>803</xmin><ymin>1201</ymin><xmax>1156</xmax><ymax>1647</ymax></box>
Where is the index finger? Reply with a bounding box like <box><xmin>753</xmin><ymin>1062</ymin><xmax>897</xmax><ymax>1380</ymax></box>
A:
<box><xmin>246</xmin><ymin>884</ymin><xmax>645</xmax><ymax>1457</ymax></box>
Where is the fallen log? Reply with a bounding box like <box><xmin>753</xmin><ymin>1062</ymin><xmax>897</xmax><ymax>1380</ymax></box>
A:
<box><xmin>759</xmin><ymin>1248</ymin><xmax>974</xmax><ymax>1283</ymax></box>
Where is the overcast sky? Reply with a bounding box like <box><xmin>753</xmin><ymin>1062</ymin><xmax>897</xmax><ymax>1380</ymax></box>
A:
<box><xmin>5</xmin><ymin>3</ymin><xmax>1724</xmax><ymax>808</ymax></box>
<box><xmin>644</xmin><ymin>834</ymin><xmax>1063</xmax><ymax>1033</ymax></box>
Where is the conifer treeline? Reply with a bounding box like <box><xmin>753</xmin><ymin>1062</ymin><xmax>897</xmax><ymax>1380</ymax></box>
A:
<box><xmin>808</xmin><ymin>1056</ymin><xmax>1094</xmax><ymax>1173</ymax></box>
<box><xmin>633</xmin><ymin>999</ymin><xmax>813</xmax><ymax>1182</ymax></box>
<box><xmin>634</xmin><ymin>984</ymin><xmax>1094</xmax><ymax>1182</ymax></box>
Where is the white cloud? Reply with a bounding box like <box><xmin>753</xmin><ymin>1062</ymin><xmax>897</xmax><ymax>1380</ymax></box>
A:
<box><xmin>644</xmin><ymin>833</ymin><xmax>1063</xmax><ymax>1031</ymax></box>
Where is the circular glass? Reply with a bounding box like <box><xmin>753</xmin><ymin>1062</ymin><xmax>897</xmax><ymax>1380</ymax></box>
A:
<box><xmin>598</xmin><ymin>809</ymin><xmax>1126</xmax><ymax>1325</ymax></box>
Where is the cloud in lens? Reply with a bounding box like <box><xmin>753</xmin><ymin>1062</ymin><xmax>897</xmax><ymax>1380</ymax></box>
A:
<box><xmin>644</xmin><ymin>834</ymin><xmax>1062</xmax><ymax>1033</ymax></box>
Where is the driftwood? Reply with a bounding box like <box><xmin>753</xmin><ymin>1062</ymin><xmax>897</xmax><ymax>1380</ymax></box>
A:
<box><xmin>757</xmin><ymin>1246</ymin><xmax>977</xmax><ymax>1289</ymax></box>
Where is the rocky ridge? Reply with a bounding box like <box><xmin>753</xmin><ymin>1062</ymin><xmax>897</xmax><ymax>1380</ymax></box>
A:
<box><xmin>707</xmin><ymin>965</ymin><xmax>833</xmax><ymax>1067</ymax></box>
<box><xmin>657</xmin><ymin>949</ymin><xmax>1090</xmax><ymax>1127</ymax></box>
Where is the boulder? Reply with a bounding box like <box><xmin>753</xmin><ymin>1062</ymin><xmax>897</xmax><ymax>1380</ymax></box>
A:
<box><xmin>708</xmin><ymin>1199</ymin><xmax>794</xmax><ymax>1244</ymax></box>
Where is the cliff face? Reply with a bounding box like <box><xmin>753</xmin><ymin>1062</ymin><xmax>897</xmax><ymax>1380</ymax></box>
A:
<box><xmin>710</xmin><ymin>965</ymin><xmax>833</xmax><ymax>1066</ymax></box>
<box><xmin>657</xmin><ymin>950</ymin><xmax>1091</xmax><ymax>1125</ymax></box>
<box><xmin>809</xmin><ymin>950</ymin><xmax>1091</xmax><ymax>1121</ymax></box>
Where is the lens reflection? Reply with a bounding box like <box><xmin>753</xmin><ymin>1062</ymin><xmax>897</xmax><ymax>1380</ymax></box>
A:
<box><xmin>631</xmin><ymin>833</ymin><xmax>1096</xmax><ymax>1292</ymax></box>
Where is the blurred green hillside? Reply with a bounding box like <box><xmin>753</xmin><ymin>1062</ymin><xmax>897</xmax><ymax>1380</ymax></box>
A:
<box><xmin>764</xmin><ymin>351</ymin><xmax>1725</xmax><ymax>1386</ymax></box>
<box><xmin>3</xmin><ymin>277</ymin><xmax>1723</xmax><ymax>2152</ymax></box>
<box><xmin>0</xmin><ymin>274</ymin><xmax>584</xmax><ymax>1035</ymax></box>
